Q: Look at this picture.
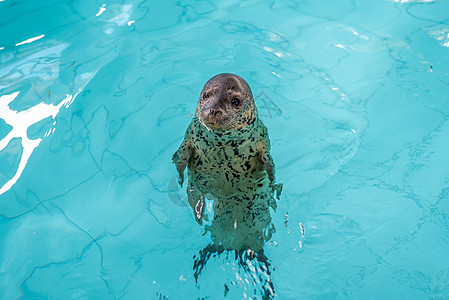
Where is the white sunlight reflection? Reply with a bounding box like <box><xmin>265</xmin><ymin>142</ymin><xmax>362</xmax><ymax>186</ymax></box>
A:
<box><xmin>0</xmin><ymin>56</ymin><xmax>106</xmax><ymax>196</ymax></box>
<box><xmin>393</xmin><ymin>0</ymin><xmax>433</xmax><ymax>2</ymax></box>
<box><xmin>15</xmin><ymin>34</ymin><xmax>45</xmax><ymax>46</ymax></box>
<box><xmin>96</xmin><ymin>4</ymin><xmax>106</xmax><ymax>17</ymax></box>
<box><xmin>0</xmin><ymin>93</ymin><xmax>73</xmax><ymax>195</ymax></box>
<box><xmin>429</xmin><ymin>28</ymin><xmax>449</xmax><ymax>48</ymax></box>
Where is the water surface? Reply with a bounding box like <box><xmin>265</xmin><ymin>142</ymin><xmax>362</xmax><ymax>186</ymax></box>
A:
<box><xmin>1</xmin><ymin>0</ymin><xmax>449</xmax><ymax>299</ymax></box>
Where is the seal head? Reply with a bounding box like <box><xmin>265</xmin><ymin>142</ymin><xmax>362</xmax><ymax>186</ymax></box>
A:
<box><xmin>196</xmin><ymin>73</ymin><xmax>257</xmax><ymax>132</ymax></box>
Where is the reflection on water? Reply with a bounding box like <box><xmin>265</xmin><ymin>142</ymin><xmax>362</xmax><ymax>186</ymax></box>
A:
<box><xmin>15</xmin><ymin>34</ymin><xmax>45</xmax><ymax>47</ymax></box>
<box><xmin>0</xmin><ymin>13</ymin><xmax>116</xmax><ymax>195</ymax></box>
<box><xmin>0</xmin><ymin>40</ymin><xmax>104</xmax><ymax>196</ymax></box>
<box><xmin>0</xmin><ymin>92</ymin><xmax>72</xmax><ymax>195</ymax></box>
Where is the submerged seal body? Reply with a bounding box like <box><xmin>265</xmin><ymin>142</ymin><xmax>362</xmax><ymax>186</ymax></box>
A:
<box><xmin>173</xmin><ymin>73</ymin><xmax>281</xmax><ymax>252</ymax></box>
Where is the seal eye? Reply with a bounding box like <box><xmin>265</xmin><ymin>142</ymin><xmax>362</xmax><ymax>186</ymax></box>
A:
<box><xmin>203</xmin><ymin>92</ymin><xmax>210</xmax><ymax>99</ymax></box>
<box><xmin>231</xmin><ymin>98</ymin><xmax>240</xmax><ymax>107</ymax></box>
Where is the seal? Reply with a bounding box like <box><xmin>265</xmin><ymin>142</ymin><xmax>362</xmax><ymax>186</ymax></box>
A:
<box><xmin>172</xmin><ymin>73</ymin><xmax>281</xmax><ymax>252</ymax></box>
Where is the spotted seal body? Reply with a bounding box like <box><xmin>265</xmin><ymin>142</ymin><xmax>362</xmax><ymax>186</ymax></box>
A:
<box><xmin>173</xmin><ymin>73</ymin><xmax>281</xmax><ymax>251</ymax></box>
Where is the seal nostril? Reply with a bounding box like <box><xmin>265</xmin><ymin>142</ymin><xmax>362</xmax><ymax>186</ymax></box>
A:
<box><xmin>205</xmin><ymin>109</ymin><xmax>221</xmax><ymax>118</ymax></box>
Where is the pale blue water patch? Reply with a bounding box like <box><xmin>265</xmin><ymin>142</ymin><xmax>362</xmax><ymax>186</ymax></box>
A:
<box><xmin>1</xmin><ymin>0</ymin><xmax>449</xmax><ymax>299</ymax></box>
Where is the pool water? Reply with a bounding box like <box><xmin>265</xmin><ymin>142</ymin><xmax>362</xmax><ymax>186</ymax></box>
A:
<box><xmin>1</xmin><ymin>0</ymin><xmax>449</xmax><ymax>299</ymax></box>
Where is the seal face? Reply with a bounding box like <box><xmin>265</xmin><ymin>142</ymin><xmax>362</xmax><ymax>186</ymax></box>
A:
<box><xmin>172</xmin><ymin>73</ymin><xmax>281</xmax><ymax>252</ymax></box>
<box><xmin>197</xmin><ymin>73</ymin><xmax>256</xmax><ymax>132</ymax></box>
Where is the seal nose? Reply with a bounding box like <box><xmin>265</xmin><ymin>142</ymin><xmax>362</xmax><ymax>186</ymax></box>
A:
<box><xmin>204</xmin><ymin>108</ymin><xmax>222</xmax><ymax>120</ymax></box>
<box><xmin>210</xmin><ymin>109</ymin><xmax>222</xmax><ymax>117</ymax></box>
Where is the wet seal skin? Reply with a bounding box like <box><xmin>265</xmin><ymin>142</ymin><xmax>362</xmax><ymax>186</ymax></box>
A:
<box><xmin>172</xmin><ymin>73</ymin><xmax>282</xmax><ymax>299</ymax></box>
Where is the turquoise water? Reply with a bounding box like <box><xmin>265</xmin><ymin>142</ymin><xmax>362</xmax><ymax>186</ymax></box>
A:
<box><xmin>1</xmin><ymin>0</ymin><xmax>449</xmax><ymax>298</ymax></box>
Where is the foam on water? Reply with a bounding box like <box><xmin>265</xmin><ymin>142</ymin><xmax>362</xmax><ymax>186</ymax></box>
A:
<box><xmin>1</xmin><ymin>0</ymin><xmax>449</xmax><ymax>299</ymax></box>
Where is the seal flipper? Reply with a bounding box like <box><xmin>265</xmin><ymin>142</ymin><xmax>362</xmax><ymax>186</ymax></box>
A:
<box><xmin>172</xmin><ymin>140</ymin><xmax>191</xmax><ymax>187</ymax></box>
<box><xmin>187</xmin><ymin>181</ymin><xmax>205</xmax><ymax>225</ymax></box>
<box><xmin>258</xmin><ymin>146</ymin><xmax>275</xmax><ymax>183</ymax></box>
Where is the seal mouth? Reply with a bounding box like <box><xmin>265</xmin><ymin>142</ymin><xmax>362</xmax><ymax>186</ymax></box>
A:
<box><xmin>202</xmin><ymin>118</ymin><xmax>227</xmax><ymax>131</ymax></box>
<box><xmin>200</xmin><ymin>109</ymin><xmax>230</xmax><ymax>131</ymax></box>
<box><xmin>199</xmin><ymin>119</ymin><xmax>233</xmax><ymax>134</ymax></box>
